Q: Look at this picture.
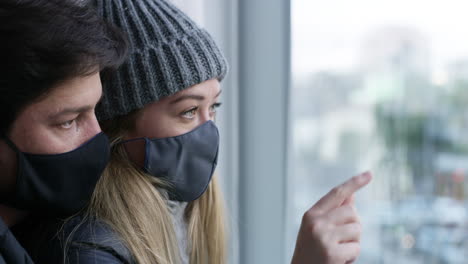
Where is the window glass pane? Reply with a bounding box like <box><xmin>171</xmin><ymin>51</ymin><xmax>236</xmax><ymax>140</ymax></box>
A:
<box><xmin>288</xmin><ymin>1</ymin><xmax>468</xmax><ymax>263</ymax></box>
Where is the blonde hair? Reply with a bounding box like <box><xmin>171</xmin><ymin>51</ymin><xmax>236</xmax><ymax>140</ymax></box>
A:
<box><xmin>82</xmin><ymin>112</ymin><xmax>228</xmax><ymax>264</ymax></box>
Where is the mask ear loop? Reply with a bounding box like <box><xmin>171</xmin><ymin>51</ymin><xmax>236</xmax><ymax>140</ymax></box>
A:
<box><xmin>1</xmin><ymin>136</ymin><xmax>20</xmax><ymax>153</ymax></box>
<box><xmin>143</xmin><ymin>138</ymin><xmax>150</xmax><ymax>172</ymax></box>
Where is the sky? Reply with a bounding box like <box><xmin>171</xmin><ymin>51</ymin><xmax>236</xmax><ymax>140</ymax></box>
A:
<box><xmin>292</xmin><ymin>0</ymin><xmax>468</xmax><ymax>78</ymax></box>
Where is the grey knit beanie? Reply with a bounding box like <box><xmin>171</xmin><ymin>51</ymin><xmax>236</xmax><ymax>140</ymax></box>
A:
<box><xmin>93</xmin><ymin>0</ymin><xmax>228</xmax><ymax>121</ymax></box>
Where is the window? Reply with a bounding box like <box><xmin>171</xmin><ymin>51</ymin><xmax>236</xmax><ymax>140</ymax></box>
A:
<box><xmin>288</xmin><ymin>0</ymin><xmax>468</xmax><ymax>263</ymax></box>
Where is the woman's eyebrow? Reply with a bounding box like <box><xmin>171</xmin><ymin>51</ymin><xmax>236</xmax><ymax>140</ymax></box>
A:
<box><xmin>170</xmin><ymin>94</ymin><xmax>205</xmax><ymax>105</ymax></box>
<box><xmin>170</xmin><ymin>90</ymin><xmax>223</xmax><ymax>105</ymax></box>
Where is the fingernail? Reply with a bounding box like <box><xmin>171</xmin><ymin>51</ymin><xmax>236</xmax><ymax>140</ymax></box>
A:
<box><xmin>360</xmin><ymin>171</ymin><xmax>371</xmax><ymax>180</ymax></box>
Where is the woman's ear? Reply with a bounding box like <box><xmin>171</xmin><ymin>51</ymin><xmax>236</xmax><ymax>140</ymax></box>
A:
<box><xmin>122</xmin><ymin>139</ymin><xmax>147</xmax><ymax>168</ymax></box>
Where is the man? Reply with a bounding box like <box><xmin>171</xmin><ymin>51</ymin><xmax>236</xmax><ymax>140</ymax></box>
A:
<box><xmin>0</xmin><ymin>0</ymin><xmax>127</xmax><ymax>262</ymax></box>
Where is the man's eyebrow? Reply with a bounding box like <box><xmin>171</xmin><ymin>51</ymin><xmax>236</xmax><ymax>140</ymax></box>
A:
<box><xmin>48</xmin><ymin>105</ymin><xmax>94</xmax><ymax>119</ymax></box>
<box><xmin>48</xmin><ymin>91</ymin><xmax>103</xmax><ymax>119</ymax></box>
<box><xmin>170</xmin><ymin>90</ymin><xmax>223</xmax><ymax>105</ymax></box>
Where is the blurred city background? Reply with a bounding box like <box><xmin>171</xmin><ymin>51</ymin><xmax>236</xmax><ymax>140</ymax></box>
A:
<box><xmin>287</xmin><ymin>0</ymin><xmax>468</xmax><ymax>263</ymax></box>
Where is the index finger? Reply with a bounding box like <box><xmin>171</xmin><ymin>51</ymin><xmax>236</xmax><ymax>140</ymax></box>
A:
<box><xmin>311</xmin><ymin>171</ymin><xmax>372</xmax><ymax>213</ymax></box>
<box><xmin>341</xmin><ymin>194</ymin><xmax>355</xmax><ymax>206</ymax></box>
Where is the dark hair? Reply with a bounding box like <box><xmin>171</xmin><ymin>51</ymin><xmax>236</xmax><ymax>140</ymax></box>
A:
<box><xmin>0</xmin><ymin>0</ymin><xmax>128</xmax><ymax>134</ymax></box>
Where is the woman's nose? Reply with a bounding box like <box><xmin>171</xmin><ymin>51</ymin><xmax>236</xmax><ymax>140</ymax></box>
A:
<box><xmin>200</xmin><ymin>108</ymin><xmax>215</xmax><ymax>123</ymax></box>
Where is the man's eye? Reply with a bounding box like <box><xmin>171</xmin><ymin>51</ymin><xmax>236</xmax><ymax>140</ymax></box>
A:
<box><xmin>59</xmin><ymin>120</ymin><xmax>75</xmax><ymax>129</ymax></box>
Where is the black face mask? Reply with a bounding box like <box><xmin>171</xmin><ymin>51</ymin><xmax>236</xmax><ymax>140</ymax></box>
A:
<box><xmin>122</xmin><ymin>121</ymin><xmax>219</xmax><ymax>202</ymax></box>
<box><xmin>0</xmin><ymin>132</ymin><xmax>110</xmax><ymax>216</ymax></box>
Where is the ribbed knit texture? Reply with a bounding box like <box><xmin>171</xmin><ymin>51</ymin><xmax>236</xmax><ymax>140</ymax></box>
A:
<box><xmin>93</xmin><ymin>0</ymin><xmax>228</xmax><ymax>121</ymax></box>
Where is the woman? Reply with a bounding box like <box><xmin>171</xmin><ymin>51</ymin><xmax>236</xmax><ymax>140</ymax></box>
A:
<box><xmin>38</xmin><ymin>0</ymin><xmax>372</xmax><ymax>263</ymax></box>
<box><xmin>0</xmin><ymin>0</ymin><xmax>127</xmax><ymax>262</ymax></box>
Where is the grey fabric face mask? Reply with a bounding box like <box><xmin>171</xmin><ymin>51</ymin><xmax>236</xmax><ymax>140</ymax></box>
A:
<box><xmin>123</xmin><ymin>121</ymin><xmax>219</xmax><ymax>201</ymax></box>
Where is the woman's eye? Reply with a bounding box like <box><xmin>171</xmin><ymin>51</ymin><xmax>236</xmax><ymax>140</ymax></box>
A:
<box><xmin>59</xmin><ymin>120</ymin><xmax>75</xmax><ymax>129</ymax></box>
<box><xmin>210</xmin><ymin>102</ymin><xmax>222</xmax><ymax>113</ymax></box>
<box><xmin>181</xmin><ymin>108</ymin><xmax>197</xmax><ymax>119</ymax></box>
